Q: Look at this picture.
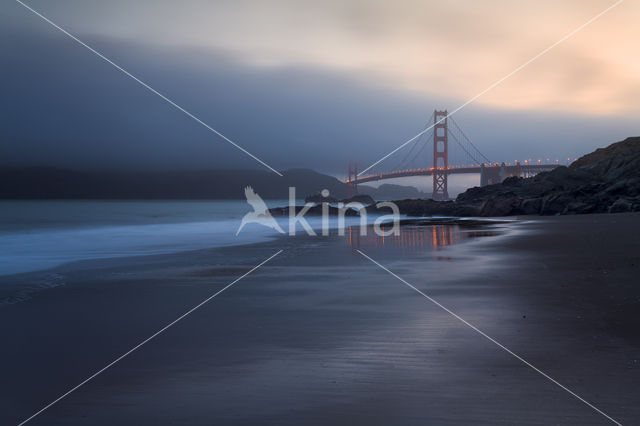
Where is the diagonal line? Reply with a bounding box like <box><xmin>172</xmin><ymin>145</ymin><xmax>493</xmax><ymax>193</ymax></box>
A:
<box><xmin>15</xmin><ymin>0</ymin><xmax>283</xmax><ymax>177</ymax></box>
<box><xmin>17</xmin><ymin>249</ymin><xmax>283</xmax><ymax>426</ymax></box>
<box><xmin>356</xmin><ymin>249</ymin><xmax>622</xmax><ymax>426</ymax></box>
<box><xmin>358</xmin><ymin>0</ymin><xmax>624</xmax><ymax>175</ymax></box>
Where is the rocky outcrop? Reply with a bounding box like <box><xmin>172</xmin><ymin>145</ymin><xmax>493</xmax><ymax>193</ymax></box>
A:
<box><xmin>394</xmin><ymin>137</ymin><xmax>640</xmax><ymax>217</ymax></box>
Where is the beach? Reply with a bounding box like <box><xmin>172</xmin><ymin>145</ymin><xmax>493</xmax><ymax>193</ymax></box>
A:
<box><xmin>1</xmin><ymin>212</ymin><xmax>639</xmax><ymax>425</ymax></box>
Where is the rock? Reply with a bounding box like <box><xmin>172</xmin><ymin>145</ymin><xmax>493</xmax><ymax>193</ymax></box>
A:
<box><xmin>572</xmin><ymin>137</ymin><xmax>640</xmax><ymax>181</ymax></box>
<box><xmin>479</xmin><ymin>194</ymin><xmax>520</xmax><ymax>216</ymax></box>
<box><xmin>541</xmin><ymin>194</ymin><xmax>574</xmax><ymax>215</ymax></box>
<box><xmin>564</xmin><ymin>201</ymin><xmax>597</xmax><ymax>215</ymax></box>
<box><xmin>502</xmin><ymin>176</ymin><xmax>522</xmax><ymax>186</ymax></box>
<box><xmin>609</xmin><ymin>199</ymin><xmax>634</xmax><ymax>213</ymax></box>
<box><xmin>521</xmin><ymin>198</ymin><xmax>542</xmax><ymax>215</ymax></box>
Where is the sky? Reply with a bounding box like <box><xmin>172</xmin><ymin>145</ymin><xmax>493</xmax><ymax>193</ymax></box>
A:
<box><xmin>1</xmin><ymin>0</ymin><xmax>639</xmax><ymax>179</ymax></box>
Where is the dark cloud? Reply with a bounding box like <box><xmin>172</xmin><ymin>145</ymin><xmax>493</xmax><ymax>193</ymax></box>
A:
<box><xmin>1</xmin><ymin>4</ymin><xmax>637</xmax><ymax>178</ymax></box>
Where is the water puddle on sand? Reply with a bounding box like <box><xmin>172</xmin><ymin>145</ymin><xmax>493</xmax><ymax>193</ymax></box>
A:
<box><xmin>344</xmin><ymin>224</ymin><xmax>501</xmax><ymax>255</ymax></box>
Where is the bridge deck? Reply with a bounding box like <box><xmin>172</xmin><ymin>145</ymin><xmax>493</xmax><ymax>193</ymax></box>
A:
<box><xmin>349</xmin><ymin>164</ymin><xmax>560</xmax><ymax>184</ymax></box>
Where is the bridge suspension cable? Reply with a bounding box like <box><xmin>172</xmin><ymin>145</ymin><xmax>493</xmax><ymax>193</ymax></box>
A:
<box><xmin>447</xmin><ymin>124</ymin><xmax>482</xmax><ymax>166</ymax></box>
<box><xmin>390</xmin><ymin>112</ymin><xmax>434</xmax><ymax>172</ymax></box>
<box><xmin>448</xmin><ymin>116</ymin><xmax>491</xmax><ymax>164</ymax></box>
<box><xmin>390</xmin><ymin>129</ymin><xmax>424</xmax><ymax>171</ymax></box>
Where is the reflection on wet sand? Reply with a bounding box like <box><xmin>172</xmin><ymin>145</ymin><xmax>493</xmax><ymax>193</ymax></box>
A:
<box><xmin>347</xmin><ymin>225</ymin><xmax>498</xmax><ymax>253</ymax></box>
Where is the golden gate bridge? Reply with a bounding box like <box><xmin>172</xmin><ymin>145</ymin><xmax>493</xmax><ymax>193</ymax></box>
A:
<box><xmin>346</xmin><ymin>110</ymin><xmax>562</xmax><ymax>200</ymax></box>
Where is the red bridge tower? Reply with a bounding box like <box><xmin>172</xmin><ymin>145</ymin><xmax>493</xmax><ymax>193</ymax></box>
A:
<box><xmin>432</xmin><ymin>110</ymin><xmax>449</xmax><ymax>200</ymax></box>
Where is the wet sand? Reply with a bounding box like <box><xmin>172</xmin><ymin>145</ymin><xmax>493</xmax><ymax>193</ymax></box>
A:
<box><xmin>1</xmin><ymin>213</ymin><xmax>639</xmax><ymax>425</ymax></box>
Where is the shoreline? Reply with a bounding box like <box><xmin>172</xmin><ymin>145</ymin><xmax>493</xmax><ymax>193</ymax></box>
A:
<box><xmin>1</xmin><ymin>213</ymin><xmax>639</xmax><ymax>424</ymax></box>
<box><xmin>0</xmin><ymin>214</ymin><xmax>508</xmax><ymax>303</ymax></box>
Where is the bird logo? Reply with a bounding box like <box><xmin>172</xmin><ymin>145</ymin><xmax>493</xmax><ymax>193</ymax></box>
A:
<box><xmin>236</xmin><ymin>186</ymin><xmax>285</xmax><ymax>235</ymax></box>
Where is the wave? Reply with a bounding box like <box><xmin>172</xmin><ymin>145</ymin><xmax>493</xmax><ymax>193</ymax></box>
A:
<box><xmin>0</xmin><ymin>214</ymin><xmax>384</xmax><ymax>276</ymax></box>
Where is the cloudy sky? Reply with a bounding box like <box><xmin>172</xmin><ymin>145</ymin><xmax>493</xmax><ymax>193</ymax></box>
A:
<box><xmin>2</xmin><ymin>0</ymin><xmax>638</xmax><ymax>176</ymax></box>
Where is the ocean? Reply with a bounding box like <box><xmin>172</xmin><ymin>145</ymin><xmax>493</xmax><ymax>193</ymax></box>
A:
<box><xmin>0</xmin><ymin>200</ymin><xmax>390</xmax><ymax>275</ymax></box>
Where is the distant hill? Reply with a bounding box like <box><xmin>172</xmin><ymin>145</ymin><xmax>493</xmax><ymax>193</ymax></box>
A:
<box><xmin>394</xmin><ymin>137</ymin><xmax>640</xmax><ymax>216</ymax></box>
<box><xmin>0</xmin><ymin>167</ymin><xmax>425</xmax><ymax>200</ymax></box>
<box><xmin>0</xmin><ymin>167</ymin><xmax>350</xmax><ymax>200</ymax></box>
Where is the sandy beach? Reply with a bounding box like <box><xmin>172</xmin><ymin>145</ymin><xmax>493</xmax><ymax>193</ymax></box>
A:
<box><xmin>1</xmin><ymin>213</ymin><xmax>639</xmax><ymax>425</ymax></box>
